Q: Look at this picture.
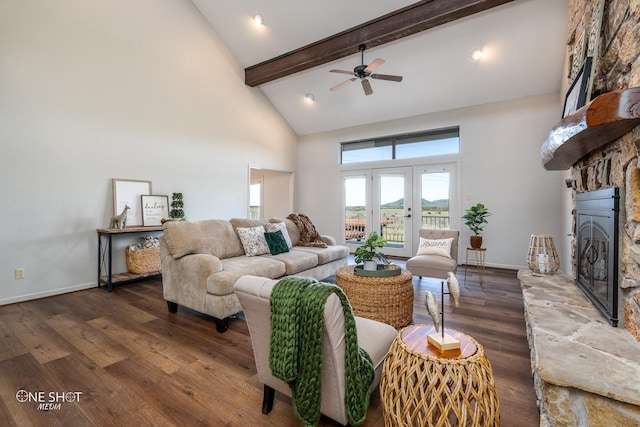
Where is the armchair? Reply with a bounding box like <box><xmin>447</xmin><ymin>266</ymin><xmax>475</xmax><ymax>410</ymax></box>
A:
<box><xmin>406</xmin><ymin>229</ymin><xmax>459</xmax><ymax>279</ymax></box>
<box><xmin>233</xmin><ymin>275</ymin><xmax>397</xmax><ymax>426</ymax></box>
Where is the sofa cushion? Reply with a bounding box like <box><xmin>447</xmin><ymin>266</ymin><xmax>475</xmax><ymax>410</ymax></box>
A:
<box><xmin>163</xmin><ymin>219</ymin><xmax>244</xmax><ymax>259</ymax></box>
<box><xmin>208</xmin><ymin>256</ymin><xmax>286</xmax><ymax>295</ymax></box>
<box><xmin>270</xmin><ymin>218</ymin><xmax>300</xmax><ymax>246</ymax></box>
<box><xmin>264</xmin><ymin>222</ymin><xmax>293</xmax><ymax>248</ymax></box>
<box><xmin>237</xmin><ymin>225</ymin><xmax>270</xmax><ymax>256</ymax></box>
<box><xmin>230</xmin><ymin>218</ymin><xmax>268</xmax><ymax>229</ymax></box>
<box><xmin>265</xmin><ymin>250</ymin><xmax>318</xmax><ymax>275</ymax></box>
<box><xmin>291</xmin><ymin>245</ymin><xmax>349</xmax><ymax>265</ymax></box>
<box><xmin>264</xmin><ymin>230</ymin><xmax>289</xmax><ymax>255</ymax></box>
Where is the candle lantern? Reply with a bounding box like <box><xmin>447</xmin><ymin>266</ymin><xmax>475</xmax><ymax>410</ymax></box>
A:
<box><xmin>527</xmin><ymin>234</ymin><xmax>559</xmax><ymax>274</ymax></box>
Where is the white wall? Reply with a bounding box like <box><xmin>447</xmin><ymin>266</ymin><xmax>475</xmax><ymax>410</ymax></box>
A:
<box><xmin>297</xmin><ymin>94</ymin><xmax>569</xmax><ymax>269</ymax></box>
<box><xmin>0</xmin><ymin>0</ymin><xmax>297</xmax><ymax>304</ymax></box>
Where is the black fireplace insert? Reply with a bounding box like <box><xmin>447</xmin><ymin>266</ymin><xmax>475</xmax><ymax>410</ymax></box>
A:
<box><xmin>575</xmin><ymin>187</ymin><xmax>619</xmax><ymax>326</ymax></box>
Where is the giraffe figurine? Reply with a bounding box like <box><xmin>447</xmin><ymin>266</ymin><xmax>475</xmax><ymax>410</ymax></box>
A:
<box><xmin>109</xmin><ymin>205</ymin><xmax>131</xmax><ymax>229</ymax></box>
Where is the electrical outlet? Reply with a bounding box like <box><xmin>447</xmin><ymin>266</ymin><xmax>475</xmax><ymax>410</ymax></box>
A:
<box><xmin>15</xmin><ymin>268</ymin><xmax>25</xmax><ymax>279</ymax></box>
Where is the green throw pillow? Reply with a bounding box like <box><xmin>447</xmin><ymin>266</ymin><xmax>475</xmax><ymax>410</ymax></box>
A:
<box><xmin>264</xmin><ymin>230</ymin><xmax>289</xmax><ymax>255</ymax></box>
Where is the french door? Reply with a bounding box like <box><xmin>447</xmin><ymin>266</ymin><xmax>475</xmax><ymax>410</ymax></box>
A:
<box><xmin>341</xmin><ymin>163</ymin><xmax>457</xmax><ymax>258</ymax></box>
<box><xmin>341</xmin><ymin>167</ymin><xmax>413</xmax><ymax>258</ymax></box>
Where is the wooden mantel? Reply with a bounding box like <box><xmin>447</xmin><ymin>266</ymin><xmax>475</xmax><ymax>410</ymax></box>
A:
<box><xmin>541</xmin><ymin>87</ymin><xmax>640</xmax><ymax>170</ymax></box>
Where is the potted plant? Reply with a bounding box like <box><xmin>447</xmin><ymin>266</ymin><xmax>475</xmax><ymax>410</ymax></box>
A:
<box><xmin>462</xmin><ymin>203</ymin><xmax>490</xmax><ymax>249</ymax></box>
<box><xmin>354</xmin><ymin>231</ymin><xmax>389</xmax><ymax>271</ymax></box>
<box><xmin>162</xmin><ymin>192</ymin><xmax>186</xmax><ymax>224</ymax></box>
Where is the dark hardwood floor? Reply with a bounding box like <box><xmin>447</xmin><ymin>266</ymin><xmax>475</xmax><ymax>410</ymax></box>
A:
<box><xmin>0</xmin><ymin>263</ymin><xmax>539</xmax><ymax>426</ymax></box>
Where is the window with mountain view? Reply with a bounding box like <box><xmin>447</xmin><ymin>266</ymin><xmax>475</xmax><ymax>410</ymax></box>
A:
<box><xmin>341</xmin><ymin>127</ymin><xmax>459</xmax><ymax>164</ymax></box>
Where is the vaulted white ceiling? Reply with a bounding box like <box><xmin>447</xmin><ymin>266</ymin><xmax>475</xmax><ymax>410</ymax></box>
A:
<box><xmin>192</xmin><ymin>0</ymin><xmax>569</xmax><ymax>135</ymax></box>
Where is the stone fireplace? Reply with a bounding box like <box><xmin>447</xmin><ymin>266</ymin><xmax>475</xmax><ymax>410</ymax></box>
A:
<box><xmin>519</xmin><ymin>1</ymin><xmax>640</xmax><ymax>425</ymax></box>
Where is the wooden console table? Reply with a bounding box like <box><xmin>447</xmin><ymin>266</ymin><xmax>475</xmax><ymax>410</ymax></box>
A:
<box><xmin>381</xmin><ymin>325</ymin><xmax>500</xmax><ymax>426</ymax></box>
<box><xmin>97</xmin><ymin>226</ymin><xmax>163</xmax><ymax>291</ymax></box>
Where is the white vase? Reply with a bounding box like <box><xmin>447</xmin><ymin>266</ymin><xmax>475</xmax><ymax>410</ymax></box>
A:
<box><xmin>363</xmin><ymin>260</ymin><xmax>378</xmax><ymax>271</ymax></box>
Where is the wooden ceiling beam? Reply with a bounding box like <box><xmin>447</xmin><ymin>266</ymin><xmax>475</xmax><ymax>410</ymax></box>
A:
<box><xmin>244</xmin><ymin>0</ymin><xmax>515</xmax><ymax>87</ymax></box>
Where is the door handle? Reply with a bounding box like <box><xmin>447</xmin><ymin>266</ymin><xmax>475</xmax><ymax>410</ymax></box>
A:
<box><xmin>404</xmin><ymin>214</ymin><xmax>412</xmax><ymax>218</ymax></box>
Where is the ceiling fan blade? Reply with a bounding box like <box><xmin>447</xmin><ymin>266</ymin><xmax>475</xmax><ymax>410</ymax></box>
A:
<box><xmin>361</xmin><ymin>78</ymin><xmax>373</xmax><ymax>96</ymax></box>
<box><xmin>330</xmin><ymin>78</ymin><xmax>356</xmax><ymax>92</ymax></box>
<box><xmin>329</xmin><ymin>69</ymin><xmax>355</xmax><ymax>75</ymax></box>
<box><xmin>371</xmin><ymin>73</ymin><xmax>403</xmax><ymax>82</ymax></box>
<box><xmin>365</xmin><ymin>58</ymin><xmax>385</xmax><ymax>73</ymax></box>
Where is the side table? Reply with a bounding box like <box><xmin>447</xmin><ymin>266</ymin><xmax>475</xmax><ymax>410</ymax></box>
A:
<box><xmin>464</xmin><ymin>247</ymin><xmax>486</xmax><ymax>285</ymax></box>
<box><xmin>97</xmin><ymin>226</ymin><xmax>163</xmax><ymax>291</ymax></box>
<box><xmin>381</xmin><ymin>325</ymin><xmax>500</xmax><ymax>426</ymax></box>
<box><xmin>335</xmin><ymin>265</ymin><xmax>414</xmax><ymax>329</ymax></box>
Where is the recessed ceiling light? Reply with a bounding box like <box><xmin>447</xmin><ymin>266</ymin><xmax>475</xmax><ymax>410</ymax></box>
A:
<box><xmin>253</xmin><ymin>14</ymin><xmax>264</xmax><ymax>26</ymax></box>
<box><xmin>471</xmin><ymin>49</ymin><xmax>485</xmax><ymax>61</ymax></box>
<box><xmin>304</xmin><ymin>93</ymin><xmax>315</xmax><ymax>102</ymax></box>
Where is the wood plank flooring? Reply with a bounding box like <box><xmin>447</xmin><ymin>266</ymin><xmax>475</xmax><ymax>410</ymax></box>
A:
<box><xmin>0</xmin><ymin>263</ymin><xmax>539</xmax><ymax>426</ymax></box>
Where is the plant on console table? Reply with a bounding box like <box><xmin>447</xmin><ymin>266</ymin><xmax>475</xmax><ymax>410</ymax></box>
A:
<box><xmin>354</xmin><ymin>231</ymin><xmax>389</xmax><ymax>271</ymax></box>
<box><xmin>162</xmin><ymin>192</ymin><xmax>186</xmax><ymax>224</ymax></box>
<box><xmin>462</xmin><ymin>203</ymin><xmax>490</xmax><ymax>249</ymax></box>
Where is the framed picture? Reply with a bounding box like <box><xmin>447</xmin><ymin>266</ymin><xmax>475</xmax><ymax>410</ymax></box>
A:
<box><xmin>141</xmin><ymin>195</ymin><xmax>169</xmax><ymax>226</ymax></box>
<box><xmin>563</xmin><ymin>57</ymin><xmax>592</xmax><ymax>118</ymax></box>
<box><xmin>112</xmin><ymin>178</ymin><xmax>152</xmax><ymax>227</ymax></box>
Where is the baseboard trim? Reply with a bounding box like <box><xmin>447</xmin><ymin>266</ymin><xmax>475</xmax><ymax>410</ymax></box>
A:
<box><xmin>0</xmin><ymin>282</ymin><xmax>97</xmax><ymax>306</ymax></box>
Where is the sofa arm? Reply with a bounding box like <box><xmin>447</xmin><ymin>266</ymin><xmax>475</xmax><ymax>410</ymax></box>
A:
<box><xmin>162</xmin><ymin>253</ymin><xmax>223</xmax><ymax>312</ymax></box>
<box><xmin>320</xmin><ymin>235</ymin><xmax>337</xmax><ymax>246</ymax></box>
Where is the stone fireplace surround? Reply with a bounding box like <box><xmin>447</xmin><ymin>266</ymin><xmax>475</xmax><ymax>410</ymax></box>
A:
<box><xmin>522</xmin><ymin>1</ymin><xmax>640</xmax><ymax>424</ymax></box>
<box><xmin>519</xmin><ymin>271</ymin><xmax>640</xmax><ymax>425</ymax></box>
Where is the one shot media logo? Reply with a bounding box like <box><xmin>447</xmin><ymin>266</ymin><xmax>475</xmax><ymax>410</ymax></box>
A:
<box><xmin>16</xmin><ymin>389</ymin><xmax>82</xmax><ymax>411</ymax></box>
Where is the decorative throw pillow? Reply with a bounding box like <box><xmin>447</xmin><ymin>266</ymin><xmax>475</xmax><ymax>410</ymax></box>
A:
<box><xmin>416</xmin><ymin>237</ymin><xmax>454</xmax><ymax>258</ymax></box>
<box><xmin>264</xmin><ymin>221</ymin><xmax>293</xmax><ymax>248</ymax></box>
<box><xmin>264</xmin><ymin>230</ymin><xmax>290</xmax><ymax>255</ymax></box>
<box><xmin>237</xmin><ymin>225</ymin><xmax>270</xmax><ymax>256</ymax></box>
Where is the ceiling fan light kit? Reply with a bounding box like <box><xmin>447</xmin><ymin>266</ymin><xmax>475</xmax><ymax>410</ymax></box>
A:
<box><xmin>329</xmin><ymin>45</ymin><xmax>403</xmax><ymax>96</ymax></box>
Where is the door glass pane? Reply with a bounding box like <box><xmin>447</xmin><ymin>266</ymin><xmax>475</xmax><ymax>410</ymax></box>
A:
<box><xmin>421</xmin><ymin>172</ymin><xmax>450</xmax><ymax>229</ymax></box>
<box><xmin>344</xmin><ymin>176</ymin><xmax>366</xmax><ymax>244</ymax></box>
<box><xmin>379</xmin><ymin>174</ymin><xmax>405</xmax><ymax>249</ymax></box>
<box><xmin>249</xmin><ymin>183</ymin><xmax>261</xmax><ymax>219</ymax></box>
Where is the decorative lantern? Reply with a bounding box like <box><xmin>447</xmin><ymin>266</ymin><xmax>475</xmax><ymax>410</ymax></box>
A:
<box><xmin>527</xmin><ymin>234</ymin><xmax>559</xmax><ymax>274</ymax></box>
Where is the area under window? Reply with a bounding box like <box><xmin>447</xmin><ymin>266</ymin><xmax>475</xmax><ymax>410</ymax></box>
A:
<box><xmin>341</xmin><ymin>127</ymin><xmax>459</xmax><ymax>164</ymax></box>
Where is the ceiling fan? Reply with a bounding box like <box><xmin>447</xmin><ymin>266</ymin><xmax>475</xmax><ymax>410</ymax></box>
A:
<box><xmin>329</xmin><ymin>45</ymin><xmax>403</xmax><ymax>96</ymax></box>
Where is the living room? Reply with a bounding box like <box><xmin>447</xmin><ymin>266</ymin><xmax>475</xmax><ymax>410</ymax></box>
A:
<box><xmin>3</xmin><ymin>0</ymin><xmax>640</xmax><ymax>425</ymax></box>
<box><xmin>1</xmin><ymin>0</ymin><xmax>568</xmax><ymax>306</ymax></box>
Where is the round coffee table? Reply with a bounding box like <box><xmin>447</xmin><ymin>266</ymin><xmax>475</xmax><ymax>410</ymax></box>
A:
<box><xmin>380</xmin><ymin>325</ymin><xmax>500</xmax><ymax>426</ymax></box>
<box><xmin>335</xmin><ymin>265</ymin><xmax>413</xmax><ymax>329</ymax></box>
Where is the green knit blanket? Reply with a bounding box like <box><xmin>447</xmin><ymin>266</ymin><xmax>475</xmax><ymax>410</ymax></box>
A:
<box><xmin>269</xmin><ymin>276</ymin><xmax>374</xmax><ymax>426</ymax></box>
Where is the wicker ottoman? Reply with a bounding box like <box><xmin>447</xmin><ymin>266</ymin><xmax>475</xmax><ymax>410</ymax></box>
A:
<box><xmin>381</xmin><ymin>325</ymin><xmax>500</xmax><ymax>426</ymax></box>
<box><xmin>335</xmin><ymin>265</ymin><xmax>413</xmax><ymax>329</ymax></box>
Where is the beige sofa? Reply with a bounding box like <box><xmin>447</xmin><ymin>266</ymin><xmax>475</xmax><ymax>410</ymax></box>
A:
<box><xmin>159</xmin><ymin>217</ymin><xmax>349</xmax><ymax>332</ymax></box>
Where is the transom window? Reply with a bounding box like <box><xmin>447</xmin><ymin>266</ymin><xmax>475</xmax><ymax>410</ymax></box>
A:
<box><xmin>341</xmin><ymin>127</ymin><xmax>459</xmax><ymax>164</ymax></box>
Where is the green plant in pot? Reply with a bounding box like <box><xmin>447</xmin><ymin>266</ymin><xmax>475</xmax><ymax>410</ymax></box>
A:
<box><xmin>463</xmin><ymin>203</ymin><xmax>490</xmax><ymax>249</ymax></box>
<box><xmin>354</xmin><ymin>231</ymin><xmax>389</xmax><ymax>271</ymax></box>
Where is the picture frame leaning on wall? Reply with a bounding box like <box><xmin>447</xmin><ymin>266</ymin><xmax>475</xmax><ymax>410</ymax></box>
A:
<box><xmin>562</xmin><ymin>56</ymin><xmax>593</xmax><ymax>119</ymax></box>
<box><xmin>141</xmin><ymin>195</ymin><xmax>169</xmax><ymax>226</ymax></box>
<box><xmin>112</xmin><ymin>178</ymin><xmax>152</xmax><ymax>227</ymax></box>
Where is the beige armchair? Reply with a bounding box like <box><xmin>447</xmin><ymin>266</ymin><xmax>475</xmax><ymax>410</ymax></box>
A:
<box><xmin>406</xmin><ymin>229</ymin><xmax>459</xmax><ymax>279</ymax></box>
<box><xmin>233</xmin><ymin>275</ymin><xmax>397</xmax><ymax>426</ymax></box>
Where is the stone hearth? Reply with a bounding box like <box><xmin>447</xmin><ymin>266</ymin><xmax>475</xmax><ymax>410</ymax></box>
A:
<box><xmin>519</xmin><ymin>270</ymin><xmax>640</xmax><ymax>426</ymax></box>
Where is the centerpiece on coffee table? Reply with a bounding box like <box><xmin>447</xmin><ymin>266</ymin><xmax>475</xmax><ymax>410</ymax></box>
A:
<box><xmin>353</xmin><ymin>232</ymin><xmax>400</xmax><ymax>277</ymax></box>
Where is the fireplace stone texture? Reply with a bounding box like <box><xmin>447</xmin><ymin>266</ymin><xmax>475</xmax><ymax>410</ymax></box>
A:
<box><xmin>526</xmin><ymin>1</ymin><xmax>640</xmax><ymax>425</ymax></box>
<box><xmin>570</xmin><ymin>0</ymin><xmax>640</xmax><ymax>342</ymax></box>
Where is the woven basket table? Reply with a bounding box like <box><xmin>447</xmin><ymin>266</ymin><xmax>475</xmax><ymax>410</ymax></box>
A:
<box><xmin>335</xmin><ymin>265</ymin><xmax>413</xmax><ymax>329</ymax></box>
<box><xmin>380</xmin><ymin>325</ymin><xmax>500</xmax><ymax>427</ymax></box>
